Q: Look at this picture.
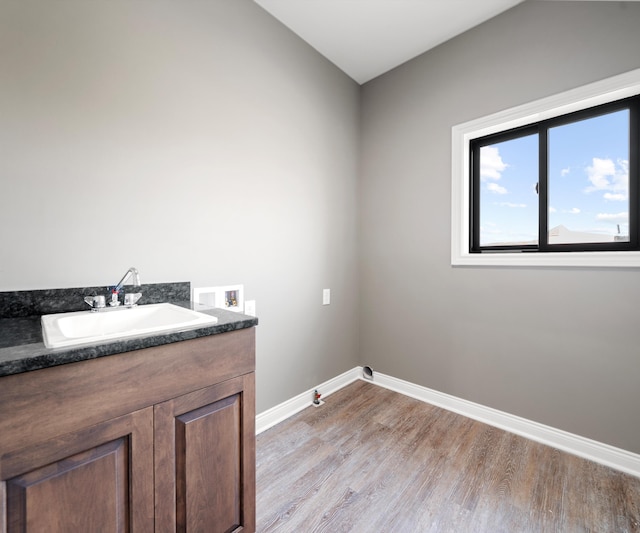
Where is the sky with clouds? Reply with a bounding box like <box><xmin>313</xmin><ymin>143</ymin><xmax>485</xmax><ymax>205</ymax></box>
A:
<box><xmin>479</xmin><ymin>108</ymin><xmax>629</xmax><ymax>246</ymax></box>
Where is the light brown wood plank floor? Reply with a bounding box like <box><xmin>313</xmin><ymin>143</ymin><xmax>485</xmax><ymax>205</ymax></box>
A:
<box><xmin>256</xmin><ymin>380</ymin><xmax>640</xmax><ymax>533</ymax></box>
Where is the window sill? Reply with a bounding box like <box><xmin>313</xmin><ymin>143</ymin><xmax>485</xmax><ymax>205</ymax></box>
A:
<box><xmin>452</xmin><ymin>249</ymin><xmax>640</xmax><ymax>268</ymax></box>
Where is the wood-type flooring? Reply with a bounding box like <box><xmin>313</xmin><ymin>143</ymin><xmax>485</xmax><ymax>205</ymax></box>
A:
<box><xmin>256</xmin><ymin>380</ymin><xmax>640</xmax><ymax>532</ymax></box>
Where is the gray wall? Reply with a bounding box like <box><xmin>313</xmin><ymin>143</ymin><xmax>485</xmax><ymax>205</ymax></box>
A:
<box><xmin>0</xmin><ymin>0</ymin><xmax>360</xmax><ymax>413</ymax></box>
<box><xmin>3</xmin><ymin>0</ymin><xmax>639</xmax><ymax>455</ymax></box>
<box><xmin>359</xmin><ymin>1</ymin><xmax>640</xmax><ymax>454</ymax></box>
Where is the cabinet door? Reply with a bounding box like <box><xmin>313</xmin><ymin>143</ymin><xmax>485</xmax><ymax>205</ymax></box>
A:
<box><xmin>154</xmin><ymin>373</ymin><xmax>256</xmax><ymax>533</ymax></box>
<box><xmin>1</xmin><ymin>407</ymin><xmax>154</xmax><ymax>533</ymax></box>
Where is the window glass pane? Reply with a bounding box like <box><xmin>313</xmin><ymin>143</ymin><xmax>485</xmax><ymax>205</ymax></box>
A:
<box><xmin>548</xmin><ymin>109</ymin><xmax>629</xmax><ymax>244</ymax></box>
<box><xmin>479</xmin><ymin>134</ymin><xmax>539</xmax><ymax>247</ymax></box>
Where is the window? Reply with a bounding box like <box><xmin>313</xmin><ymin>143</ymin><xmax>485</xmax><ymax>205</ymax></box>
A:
<box><xmin>473</xmin><ymin>130</ymin><xmax>539</xmax><ymax>249</ymax></box>
<box><xmin>452</xmin><ymin>68</ymin><xmax>640</xmax><ymax>267</ymax></box>
<box><xmin>471</xmin><ymin>101</ymin><xmax>637</xmax><ymax>252</ymax></box>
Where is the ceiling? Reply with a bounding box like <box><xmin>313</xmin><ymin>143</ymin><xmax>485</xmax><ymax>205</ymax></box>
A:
<box><xmin>253</xmin><ymin>0</ymin><xmax>636</xmax><ymax>85</ymax></box>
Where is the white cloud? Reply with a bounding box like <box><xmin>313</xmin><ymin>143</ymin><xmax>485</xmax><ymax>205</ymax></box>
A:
<box><xmin>603</xmin><ymin>192</ymin><xmax>626</xmax><ymax>201</ymax></box>
<box><xmin>569</xmin><ymin>207</ymin><xmax>580</xmax><ymax>214</ymax></box>
<box><xmin>586</xmin><ymin>157</ymin><xmax>616</xmax><ymax>189</ymax></box>
<box><xmin>584</xmin><ymin>157</ymin><xmax>629</xmax><ymax>199</ymax></box>
<box><xmin>499</xmin><ymin>202</ymin><xmax>526</xmax><ymax>208</ymax></box>
<box><xmin>549</xmin><ymin>206</ymin><xmax>557</xmax><ymax>213</ymax></box>
<box><xmin>487</xmin><ymin>182</ymin><xmax>507</xmax><ymax>194</ymax></box>
<box><xmin>480</xmin><ymin>146</ymin><xmax>507</xmax><ymax>181</ymax></box>
<box><xmin>596</xmin><ymin>212</ymin><xmax>629</xmax><ymax>222</ymax></box>
<box><xmin>561</xmin><ymin>167</ymin><xmax>570</xmax><ymax>177</ymax></box>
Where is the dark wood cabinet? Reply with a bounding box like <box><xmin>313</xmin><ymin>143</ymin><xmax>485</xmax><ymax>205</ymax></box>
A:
<box><xmin>3</xmin><ymin>408</ymin><xmax>154</xmax><ymax>532</ymax></box>
<box><xmin>0</xmin><ymin>328</ymin><xmax>256</xmax><ymax>533</ymax></box>
<box><xmin>155</xmin><ymin>374</ymin><xmax>255</xmax><ymax>533</ymax></box>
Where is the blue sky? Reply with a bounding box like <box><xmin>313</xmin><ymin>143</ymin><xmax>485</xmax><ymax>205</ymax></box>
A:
<box><xmin>479</xmin><ymin>109</ymin><xmax>629</xmax><ymax>246</ymax></box>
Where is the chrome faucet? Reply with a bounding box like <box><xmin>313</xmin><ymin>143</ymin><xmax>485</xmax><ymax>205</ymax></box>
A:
<box><xmin>109</xmin><ymin>267</ymin><xmax>142</xmax><ymax>307</ymax></box>
<box><xmin>84</xmin><ymin>268</ymin><xmax>143</xmax><ymax>311</ymax></box>
<box><xmin>114</xmin><ymin>267</ymin><xmax>141</xmax><ymax>291</ymax></box>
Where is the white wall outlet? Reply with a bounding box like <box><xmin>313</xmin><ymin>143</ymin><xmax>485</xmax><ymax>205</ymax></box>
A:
<box><xmin>322</xmin><ymin>288</ymin><xmax>330</xmax><ymax>305</ymax></box>
<box><xmin>245</xmin><ymin>300</ymin><xmax>256</xmax><ymax>317</ymax></box>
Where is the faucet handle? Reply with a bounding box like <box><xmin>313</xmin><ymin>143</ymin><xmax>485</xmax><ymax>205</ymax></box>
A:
<box><xmin>84</xmin><ymin>295</ymin><xmax>106</xmax><ymax>309</ymax></box>
<box><xmin>124</xmin><ymin>293</ymin><xmax>142</xmax><ymax>307</ymax></box>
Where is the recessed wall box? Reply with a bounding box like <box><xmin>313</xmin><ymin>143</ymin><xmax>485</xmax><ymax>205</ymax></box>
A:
<box><xmin>191</xmin><ymin>287</ymin><xmax>218</xmax><ymax>309</ymax></box>
<box><xmin>192</xmin><ymin>284</ymin><xmax>244</xmax><ymax>313</ymax></box>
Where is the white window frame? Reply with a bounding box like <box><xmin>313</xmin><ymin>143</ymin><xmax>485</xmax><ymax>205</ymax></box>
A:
<box><xmin>451</xmin><ymin>68</ymin><xmax>640</xmax><ymax>267</ymax></box>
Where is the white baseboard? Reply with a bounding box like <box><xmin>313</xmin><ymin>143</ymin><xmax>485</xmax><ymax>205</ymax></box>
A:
<box><xmin>255</xmin><ymin>367</ymin><xmax>361</xmax><ymax>434</ymax></box>
<box><xmin>370</xmin><ymin>370</ymin><xmax>640</xmax><ymax>479</ymax></box>
<box><xmin>256</xmin><ymin>366</ymin><xmax>640</xmax><ymax>478</ymax></box>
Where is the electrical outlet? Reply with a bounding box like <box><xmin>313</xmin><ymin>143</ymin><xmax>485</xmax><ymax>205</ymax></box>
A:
<box><xmin>244</xmin><ymin>300</ymin><xmax>256</xmax><ymax>316</ymax></box>
<box><xmin>322</xmin><ymin>288</ymin><xmax>330</xmax><ymax>305</ymax></box>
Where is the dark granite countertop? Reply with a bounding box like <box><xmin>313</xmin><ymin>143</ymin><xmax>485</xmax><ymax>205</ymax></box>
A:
<box><xmin>0</xmin><ymin>283</ymin><xmax>258</xmax><ymax>377</ymax></box>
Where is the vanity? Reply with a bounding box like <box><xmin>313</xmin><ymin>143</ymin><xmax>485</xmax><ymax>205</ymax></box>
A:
<box><xmin>0</xmin><ymin>283</ymin><xmax>257</xmax><ymax>532</ymax></box>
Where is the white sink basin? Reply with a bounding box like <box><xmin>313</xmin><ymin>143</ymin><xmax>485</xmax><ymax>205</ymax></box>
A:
<box><xmin>42</xmin><ymin>303</ymin><xmax>218</xmax><ymax>349</ymax></box>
